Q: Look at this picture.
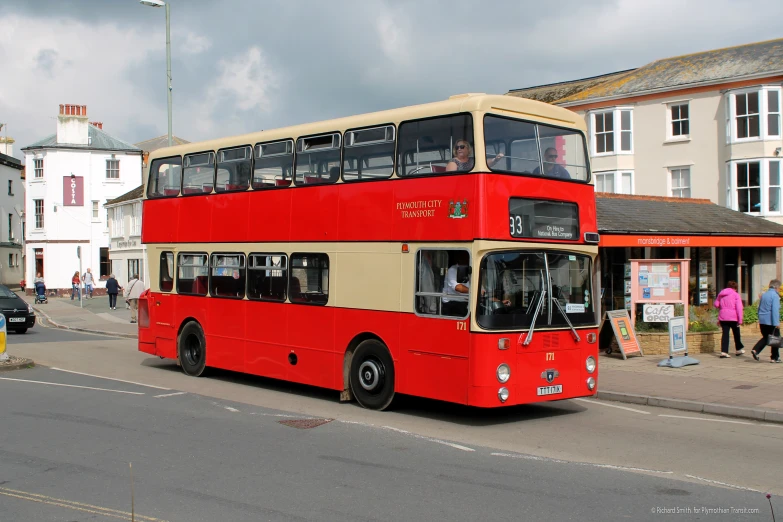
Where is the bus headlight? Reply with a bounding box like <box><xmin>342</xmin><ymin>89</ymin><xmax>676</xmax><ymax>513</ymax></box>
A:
<box><xmin>496</xmin><ymin>363</ymin><xmax>510</xmax><ymax>383</ymax></box>
<box><xmin>586</xmin><ymin>356</ymin><xmax>596</xmax><ymax>374</ymax></box>
<box><xmin>587</xmin><ymin>377</ymin><xmax>596</xmax><ymax>390</ymax></box>
<box><xmin>498</xmin><ymin>387</ymin><xmax>509</xmax><ymax>403</ymax></box>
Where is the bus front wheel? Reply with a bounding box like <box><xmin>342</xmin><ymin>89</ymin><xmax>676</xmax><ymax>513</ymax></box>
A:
<box><xmin>178</xmin><ymin>321</ymin><xmax>207</xmax><ymax>377</ymax></box>
<box><xmin>350</xmin><ymin>340</ymin><xmax>395</xmax><ymax>411</ymax></box>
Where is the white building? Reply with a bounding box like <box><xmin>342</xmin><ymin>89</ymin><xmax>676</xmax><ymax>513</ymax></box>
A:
<box><xmin>105</xmin><ymin>185</ymin><xmax>146</xmax><ymax>287</ymax></box>
<box><xmin>22</xmin><ymin>104</ymin><xmax>143</xmax><ymax>294</ymax></box>
<box><xmin>0</xmin><ymin>140</ymin><xmax>25</xmax><ymax>288</ymax></box>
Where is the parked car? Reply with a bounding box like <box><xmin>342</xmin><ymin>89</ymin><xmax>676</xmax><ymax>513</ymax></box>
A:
<box><xmin>0</xmin><ymin>284</ymin><xmax>36</xmax><ymax>333</ymax></box>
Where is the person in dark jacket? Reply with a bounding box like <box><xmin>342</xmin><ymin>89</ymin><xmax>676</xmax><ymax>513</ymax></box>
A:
<box><xmin>106</xmin><ymin>274</ymin><xmax>122</xmax><ymax>310</ymax></box>
<box><xmin>751</xmin><ymin>279</ymin><xmax>782</xmax><ymax>363</ymax></box>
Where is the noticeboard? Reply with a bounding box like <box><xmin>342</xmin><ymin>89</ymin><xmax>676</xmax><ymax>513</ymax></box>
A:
<box><xmin>605</xmin><ymin>309</ymin><xmax>643</xmax><ymax>360</ymax></box>
<box><xmin>630</xmin><ymin>259</ymin><xmax>689</xmax><ymax>331</ymax></box>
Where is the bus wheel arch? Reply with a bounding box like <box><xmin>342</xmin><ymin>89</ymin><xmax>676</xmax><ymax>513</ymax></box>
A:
<box><xmin>177</xmin><ymin>319</ymin><xmax>207</xmax><ymax>377</ymax></box>
<box><xmin>347</xmin><ymin>336</ymin><xmax>395</xmax><ymax>411</ymax></box>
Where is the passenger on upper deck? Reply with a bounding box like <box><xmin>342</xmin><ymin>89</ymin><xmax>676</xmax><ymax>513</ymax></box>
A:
<box><xmin>445</xmin><ymin>140</ymin><xmax>505</xmax><ymax>172</ymax></box>
<box><xmin>533</xmin><ymin>147</ymin><xmax>571</xmax><ymax>179</ymax></box>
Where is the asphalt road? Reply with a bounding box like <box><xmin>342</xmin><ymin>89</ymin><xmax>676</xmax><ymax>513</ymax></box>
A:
<box><xmin>0</xmin><ymin>365</ymin><xmax>772</xmax><ymax>522</ymax></box>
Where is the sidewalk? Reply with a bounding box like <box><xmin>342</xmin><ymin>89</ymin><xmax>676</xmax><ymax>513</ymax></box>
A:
<box><xmin>24</xmin><ymin>294</ymin><xmax>139</xmax><ymax>339</ymax></box>
<box><xmin>21</xmin><ymin>296</ymin><xmax>783</xmax><ymax>423</ymax></box>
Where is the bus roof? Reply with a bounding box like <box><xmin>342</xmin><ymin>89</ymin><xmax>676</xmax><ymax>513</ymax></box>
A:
<box><xmin>146</xmin><ymin>94</ymin><xmax>586</xmax><ymax>160</ymax></box>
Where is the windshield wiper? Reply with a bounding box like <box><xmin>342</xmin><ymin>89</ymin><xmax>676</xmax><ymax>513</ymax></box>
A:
<box><xmin>521</xmin><ymin>290</ymin><xmax>546</xmax><ymax>346</ymax></box>
<box><xmin>550</xmin><ymin>296</ymin><xmax>581</xmax><ymax>342</ymax></box>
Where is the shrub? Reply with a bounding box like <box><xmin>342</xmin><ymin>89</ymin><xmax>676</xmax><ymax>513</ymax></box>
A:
<box><xmin>744</xmin><ymin>301</ymin><xmax>759</xmax><ymax>324</ymax></box>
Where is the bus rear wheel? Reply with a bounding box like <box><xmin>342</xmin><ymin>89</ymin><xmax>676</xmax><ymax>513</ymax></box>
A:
<box><xmin>350</xmin><ymin>340</ymin><xmax>395</xmax><ymax>411</ymax></box>
<box><xmin>178</xmin><ymin>321</ymin><xmax>207</xmax><ymax>377</ymax></box>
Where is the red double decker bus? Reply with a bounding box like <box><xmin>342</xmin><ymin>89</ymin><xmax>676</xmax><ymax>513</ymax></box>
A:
<box><xmin>138</xmin><ymin>94</ymin><xmax>600</xmax><ymax>410</ymax></box>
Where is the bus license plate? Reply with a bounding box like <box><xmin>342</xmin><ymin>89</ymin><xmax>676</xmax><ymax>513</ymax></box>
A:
<box><xmin>536</xmin><ymin>385</ymin><xmax>563</xmax><ymax>396</ymax></box>
<box><xmin>8</xmin><ymin>317</ymin><xmax>25</xmax><ymax>322</ymax></box>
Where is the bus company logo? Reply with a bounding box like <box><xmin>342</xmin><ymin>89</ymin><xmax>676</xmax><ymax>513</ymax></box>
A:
<box><xmin>448</xmin><ymin>200</ymin><xmax>468</xmax><ymax>219</ymax></box>
<box><xmin>541</xmin><ymin>369</ymin><xmax>559</xmax><ymax>383</ymax></box>
<box><xmin>396</xmin><ymin>199</ymin><xmax>443</xmax><ymax>219</ymax></box>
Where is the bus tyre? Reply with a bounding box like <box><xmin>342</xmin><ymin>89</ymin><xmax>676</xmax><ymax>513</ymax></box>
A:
<box><xmin>350</xmin><ymin>340</ymin><xmax>395</xmax><ymax>411</ymax></box>
<box><xmin>178</xmin><ymin>321</ymin><xmax>207</xmax><ymax>377</ymax></box>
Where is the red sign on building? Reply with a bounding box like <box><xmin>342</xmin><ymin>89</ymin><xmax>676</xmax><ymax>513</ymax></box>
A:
<box><xmin>63</xmin><ymin>176</ymin><xmax>84</xmax><ymax>206</ymax></box>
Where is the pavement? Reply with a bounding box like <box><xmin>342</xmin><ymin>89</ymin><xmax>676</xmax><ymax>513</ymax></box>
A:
<box><xmin>19</xmin><ymin>294</ymin><xmax>783</xmax><ymax>423</ymax></box>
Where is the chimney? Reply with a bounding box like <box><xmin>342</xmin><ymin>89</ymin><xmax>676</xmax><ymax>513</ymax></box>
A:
<box><xmin>90</xmin><ymin>121</ymin><xmax>103</xmax><ymax>130</ymax></box>
<box><xmin>0</xmin><ymin>136</ymin><xmax>14</xmax><ymax>157</ymax></box>
<box><xmin>56</xmin><ymin>104</ymin><xmax>90</xmax><ymax>146</ymax></box>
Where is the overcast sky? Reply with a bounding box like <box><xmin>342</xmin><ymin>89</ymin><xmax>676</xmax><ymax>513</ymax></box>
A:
<box><xmin>1</xmin><ymin>0</ymin><xmax>781</xmax><ymax>161</ymax></box>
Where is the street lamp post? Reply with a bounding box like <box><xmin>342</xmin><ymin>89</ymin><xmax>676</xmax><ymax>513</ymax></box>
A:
<box><xmin>140</xmin><ymin>0</ymin><xmax>173</xmax><ymax>147</ymax></box>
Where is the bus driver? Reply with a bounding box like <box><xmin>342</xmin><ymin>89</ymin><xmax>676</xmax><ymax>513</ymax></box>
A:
<box><xmin>442</xmin><ymin>251</ymin><xmax>471</xmax><ymax>316</ymax></box>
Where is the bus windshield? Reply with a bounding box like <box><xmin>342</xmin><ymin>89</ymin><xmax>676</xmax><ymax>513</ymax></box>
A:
<box><xmin>484</xmin><ymin>115</ymin><xmax>589</xmax><ymax>182</ymax></box>
<box><xmin>477</xmin><ymin>251</ymin><xmax>595</xmax><ymax>330</ymax></box>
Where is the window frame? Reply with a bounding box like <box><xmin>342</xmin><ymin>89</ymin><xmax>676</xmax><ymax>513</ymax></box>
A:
<box><xmin>34</xmin><ymin>158</ymin><xmax>44</xmax><ymax>178</ymax></box>
<box><xmin>594</xmin><ymin>170</ymin><xmax>633</xmax><ymax>195</ymax></box>
<box><xmin>106</xmin><ymin>158</ymin><xmax>120</xmax><ymax>179</ymax></box>
<box><xmin>667</xmin><ymin>101</ymin><xmax>690</xmax><ymax>140</ymax></box>
<box><xmin>33</xmin><ymin>199</ymin><xmax>44</xmax><ymax>229</ymax></box>
<box><xmin>215</xmin><ymin>145</ymin><xmax>253</xmax><ymax>194</ymax></box>
<box><xmin>7</xmin><ymin>213</ymin><xmax>13</xmax><ymax>241</ymax></box>
<box><xmin>728</xmin><ymin>159</ymin><xmax>782</xmax><ymax>216</ymax></box>
<box><xmin>181</xmin><ymin>151</ymin><xmax>216</xmax><ymax>196</ymax></box>
<box><xmin>728</xmin><ymin>87</ymin><xmax>783</xmax><ymax>142</ymax></box>
<box><xmin>289</xmin><ymin>252</ymin><xmax>330</xmax><ymax>305</ymax></box>
<box><xmin>7</xmin><ymin>180</ymin><xmax>12</xmax><ymax>196</ymax></box>
<box><xmin>208</xmin><ymin>252</ymin><xmax>246</xmax><ymax>300</ymax></box>
<box><xmin>413</xmin><ymin>247</ymin><xmax>472</xmax><ymax>320</ymax></box>
<box><xmin>590</xmin><ymin>108</ymin><xmax>633</xmax><ymax>156</ymax></box>
<box><xmin>147</xmin><ymin>155</ymin><xmax>183</xmax><ymax>199</ymax></box>
<box><xmin>294</xmin><ymin>133</ymin><xmax>342</xmax><ymax>186</ymax></box>
<box><xmin>159</xmin><ymin>251</ymin><xmax>174</xmax><ymax>292</ymax></box>
<box><xmin>252</xmin><ymin>139</ymin><xmax>295</xmax><ymax>190</ymax></box>
<box><xmin>247</xmin><ymin>252</ymin><xmax>288</xmax><ymax>302</ymax></box>
<box><xmin>341</xmin><ymin>123</ymin><xmax>396</xmax><ymax>182</ymax></box>
<box><xmin>397</xmin><ymin>113</ymin><xmax>475</xmax><ymax>177</ymax></box>
<box><xmin>176</xmin><ymin>252</ymin><xmax>209</xmax><ymax>296</ymax></box>
<box><xmin>669</xmin><ymin>167</ymin><xmax>691</xmax><ymax>198</ymax></box>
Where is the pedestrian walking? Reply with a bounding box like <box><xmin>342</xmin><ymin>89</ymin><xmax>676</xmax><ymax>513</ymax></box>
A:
<box><xmin>71</xmin><ymin>271</ymin><xmax>81</xmax><ymax>301</ymax></box>
<box><xmin>751</xmin><ymin>279</ymin><xmax>782</xmax><ymax>363</ymax></box>
<box><xmin>124</xmin><ymin>273</ymin><xmax>145</xmax><ymax>324</ymax></box>
<box><xmin>82</xmin><ymin>268</ymin><xmax>95</xmax><ymax>299</ymax></box>
<box><xmin>714</xmin><ymin>281</ymin><xmax>744</xmax><ymax>358</ymax></box>
<box><xmin>105</xmin><ymin>273</ymin><xmax>121</xmax><ymax>310</ymax></box>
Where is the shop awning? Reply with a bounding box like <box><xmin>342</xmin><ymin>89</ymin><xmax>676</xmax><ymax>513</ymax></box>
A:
<box><xmin>597</xmin><ymin>194</ymin><xmax>783</xmax><ymax>248</ymax></box>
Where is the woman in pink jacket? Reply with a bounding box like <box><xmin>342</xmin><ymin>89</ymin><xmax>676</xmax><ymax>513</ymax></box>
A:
<box><xmin>714</xmin><ymin>281</ymin><xmax>744</xmax><ymax>358</ymax></box>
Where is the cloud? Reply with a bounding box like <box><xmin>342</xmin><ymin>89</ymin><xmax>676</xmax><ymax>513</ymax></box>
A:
<box><xmin>179</xmin><ymin>32</ymin><xmax>212</xmax><ymax>55</ymax></box>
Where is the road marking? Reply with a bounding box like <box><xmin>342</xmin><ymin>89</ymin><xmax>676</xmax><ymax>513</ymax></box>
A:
<box><xmin>491</xmin><ymin>452</ymin><xmax>673</xmax><ymax>474</ymax></box>
<box><xmin>50</xmin><ymin>368</ymin><xmax>170</xmax><ymax>390</ymax></box>
<box><xmin>658</xmin><ymin>414</ymin><xmax>782</xmax><ymax>428</ymax></box>
<box><xmin>0</xmin><ymin>486</ymin><xmax>167</xmax><ymax>521</ymax></box>
<box><xmin>0</xmin><ymin>377</ymin><xmax>144</xmax><ymax>395</ymax></box>
<box><xmin>573</xmin><ymin>397</ymin><xmax>651</xmax><ymax>414</ymax></box>
<box><xmin>224</xmin><ymin>406</ymin><xmax>240</xmax><ymax>412</ymax></box>
<box><xmin>684</xmin><ymin>475</ymin><xmax>761</xmax><ymax>492</ymax></box>
<box><xmin>154</xmin><ymin>391</ymin><xmax>186</xmax><ymax>398</ymax></box>
<box><xmin>381</xmin><ymin>425</ymin><xmax>475</xmax><ymax>452</ymax></box>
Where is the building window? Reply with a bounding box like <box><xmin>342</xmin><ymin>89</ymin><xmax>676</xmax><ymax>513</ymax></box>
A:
<box><xmin>131</xmin><ymin>202</ymin><xmax>141</xmax><ymax>236</ymax></box>
<box><xmin>34</xmin><ymin>199</ymin><xmax>44</xmax><ymax>228</ymax></box>
<box><xmin>111</xmin><ymin>207</ymin><xmax>124</xmax><ymax>237</ymax></box>
<box><xmin>34</xmin><ymin>159</ymin><xmax>43</xmax><ymax>178</ymax></box>
<box><xmin>106</xmin><ymin>159</ymin><xmax>120</xmax><ymax>179</ymax></box>
<box><xmin>595</xmin><ymin>171</ymin><xmax>633</xmax><ymax>194</ymax></box>
<box><xmin>7</xmin><ymin>214</ymin><xmax>12</xmax><ymax>240</ymax></box>
<box><xmin>92</xmin><ymin>200</ymin><xmax>99</xmax><ymax>220</ymax></box>
<box><xmin>729</xmin><ymin>87</ymin><xmax>782</xmax><ymax>141</ymax></box>
<box><xmin>670</xmin><ymin>168</ymin><xmax>691</xmax><ymax>198</ymax></box>
<box><xmin>128</xmin><ymin>259</ymin><xmax>141</xmax><ymax>281</ymax></box>
<box><xmin>100</xmin><ymin>247</ymin><xmax>110</xmax><ymax>278</ymax></box>
<box><xmin>670</xmin><ymin>103</ymin><xmax>689</xmax><ymax>137</ymax></box>
<box><xmin>590</xmin><ymin>109</ymin><xmax>632</xmax><ymax>155</ymax></box>
<box><xmin>8</xmin><ymin>254</ymin><xmax>13</xmax><ymax>267</ymax></box>
<box><xmin>7</xmin><ymin>180</ymin><xmax>12</xmax><ymax>195</ymax></box>
<box><xmin>770</xmin><ymin>161</ymin><xmax>781</xmax><ymax>213</ymax></box>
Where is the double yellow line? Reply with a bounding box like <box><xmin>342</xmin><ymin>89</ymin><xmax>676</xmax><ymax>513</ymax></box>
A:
<box><xmin>0</xmin><ymin>487</ymin><xmax>168</xmax><ymax>521</ymax></box>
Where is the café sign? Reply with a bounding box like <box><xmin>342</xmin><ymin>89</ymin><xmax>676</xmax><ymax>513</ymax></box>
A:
<box><xmin>63</xmin><ymin>176</ymin><xmax>84</xmax><ymax>206</ymax></box>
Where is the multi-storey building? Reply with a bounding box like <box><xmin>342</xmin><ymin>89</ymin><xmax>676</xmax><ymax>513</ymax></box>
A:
<box><xmin>509</xmin><ymin>38</ymin><xmax>783</xmax><ymax>307</ymax></box>
<box><xmin>21</xmin><ymin>104</ymin><xmax>142</xmax><ymax>294</ymax></box>
<box><xmin>0</xmin><ymin>139</ymin><xmax>25</xmax><ymax>287</ymax></box>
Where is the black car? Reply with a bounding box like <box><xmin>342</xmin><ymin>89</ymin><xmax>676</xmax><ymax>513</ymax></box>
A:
<box><xmin>0</xmin><ymin>285</ymin><xmax>36</xmax><ymax>333</ymax></box>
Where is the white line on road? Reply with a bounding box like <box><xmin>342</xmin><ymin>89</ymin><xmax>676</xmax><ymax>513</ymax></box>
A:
<box><xmin>381</xmin><ymin>425</ymin><xmax>475</xmax><ymax>452</ymax></box>
<box><xmin>50</xmin><ymin>368</ymin><xmax>170</xmax><ymax>390</ymax></box>
<box><xmin>491</xmin><ymin>452</ymin><xmax>674</xmax><ymax>475</ymax></box>
<box><xmin>154</xmin><ymin>391</ymin><xmax>186</xmax><ymax>398</ymax></box>
<box><xmin>224</xmin><ymin>406</ymin><xmax>240</xmax><ymax>412</ymax></box>
<box><xmin>658</xmin><ymin>414</ymin><xmax>782</xmax><ymax>428</ymax></box>
<box><xmin>0</xmin><ymin>377</ymin><xmax>145</xmax><ymax>395</ymax></box>
<box><xmin>573</xmin><ymin>397</ymin><xmax>651</xmax><ymax>414</ymax></box>
<box><xmin>684</xmin><ymin>475</ymin><xmax>761</xmax><ymax>492</ymax></box>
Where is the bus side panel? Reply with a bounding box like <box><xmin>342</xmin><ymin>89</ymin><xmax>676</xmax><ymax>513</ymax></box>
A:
<box><xmin>173</xmin><ymin>294</ymin><xmax>208</xmax><ymax>357</ymax></box>
<box><xmin>248</xmin><ymin>190</ymin><xmax>293</xmax><ymax>243</ymax></box>
<box><xmin>286</xmin><ymin>304</ymin><xmax>337</xmax><ymax>389</ymax></box>
<box><xmin>337</xmin><ymin>182</ymin><xmax>393</xmax><ymax>241</ymax></box>
<box><xmin>333</xmin><ymin>308</ymin><xmax>401</xmax><ymax>393</ymax></box>
<box><xmin>479</xmin><ymin>175</ymin><xmax>598</xmax><ymax>240</ymax></box>
<box><xmin>392</xmin><ymin>175</ymin><xmax>476</xmax><ymax>241</ymax></box>
<box><xmin>206</xmin><ymin>298</ymin><xmax>246</xmax><ymax>373</ymax></box>
<box><xmin>142</xmin><ymin>199</ymin><xmax>177</xmax><ymax>243</ymax></box>
<box><xmin>244</xmin><ymin>300</ymin><xmax>289</xmax><ymax>381</ymax></box>
<box><xmin>290</xmin><ymin>186</ymin><xmax>339</xmax><ymax>243</ymax></box>
<box><xmin>177</xmin><ymin>196</ymin><xmax>213</xmax><ymax>244</ymax></box>
<box><xmin>210</xmin><ymin>193</ymin><xmax>249</xmax><ymax>243</ymax></box>
<box><xmin>398</xmin><ymin>314</ymin><xmax>470</xmax><ymax>404</ymax></box>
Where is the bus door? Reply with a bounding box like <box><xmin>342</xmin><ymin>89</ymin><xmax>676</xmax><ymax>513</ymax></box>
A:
<box><xmin>151</xmin><ymin>251</ymin><xmax>177</xmax><ymax>356</ymax></box>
